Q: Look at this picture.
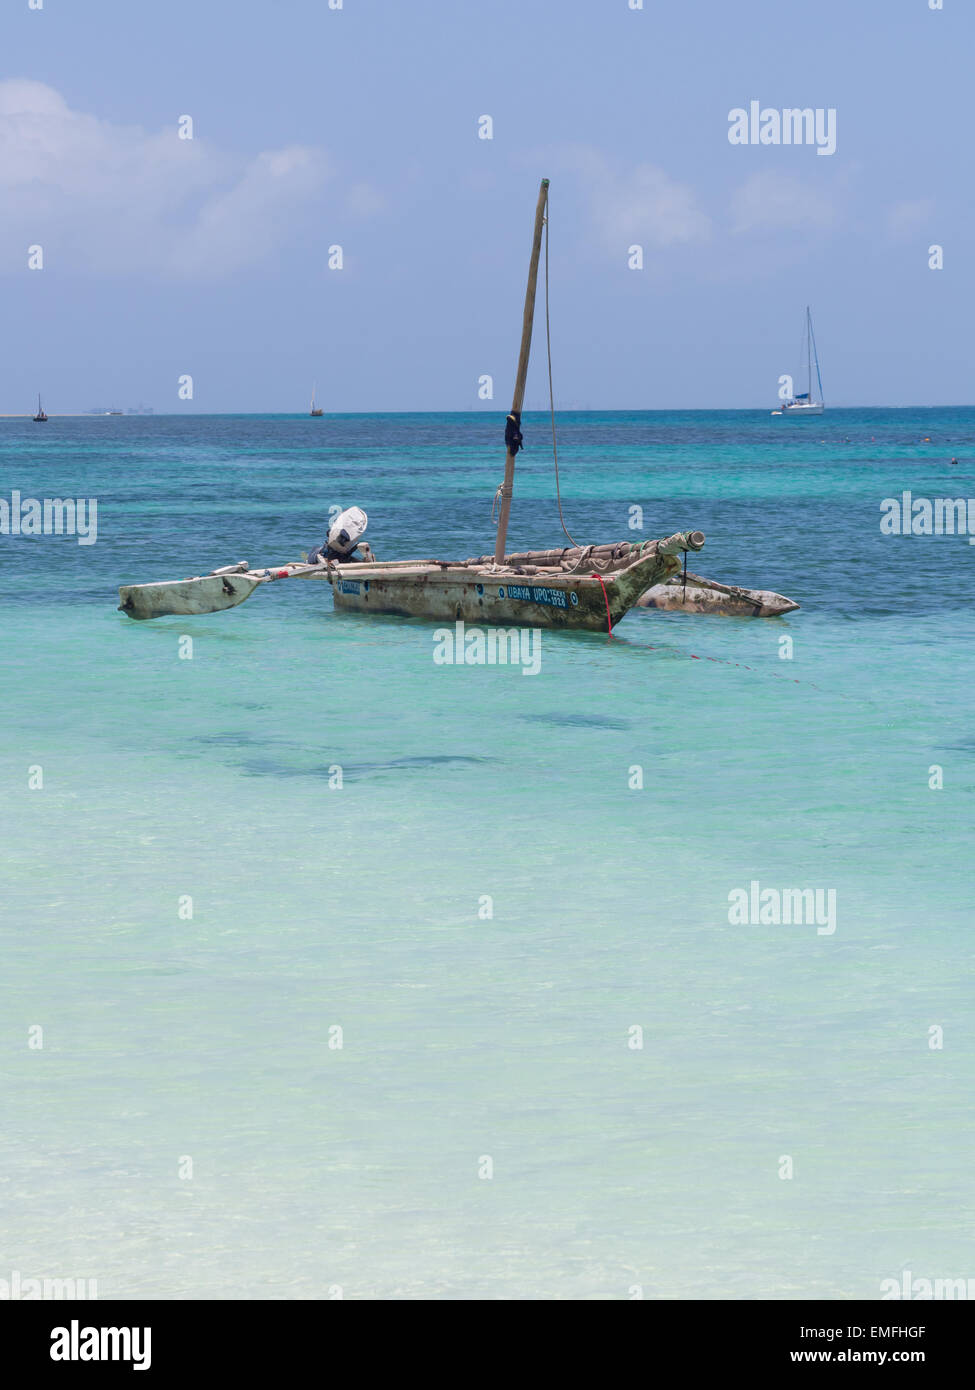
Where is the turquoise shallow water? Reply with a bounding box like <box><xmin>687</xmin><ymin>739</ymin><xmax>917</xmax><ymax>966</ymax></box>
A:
<box><xmin>1</xmin><ymin>409</ymin><xmax>974</xmax><ymax>1299</ymax></box>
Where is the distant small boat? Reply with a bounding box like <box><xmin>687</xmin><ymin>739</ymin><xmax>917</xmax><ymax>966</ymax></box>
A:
<box><xmin>33</xmin><ymin>394</ymin><xmax>48</xmax><ymax>422</ymax></box>
<box><xmin>773</xmin><ymin>307</ymin><xmax>824</xmax><ymax>416</ymax></box>
<box><xmin>310</xmin><ymin>385</ymin><xmax>323</xmax><ymax>417</ymax></box>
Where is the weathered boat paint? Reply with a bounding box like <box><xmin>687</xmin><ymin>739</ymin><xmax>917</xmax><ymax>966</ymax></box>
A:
<box><xmin>315</xmin><ymin>532</ymin><xmax>705</xmax><ymax>631</ymax></box>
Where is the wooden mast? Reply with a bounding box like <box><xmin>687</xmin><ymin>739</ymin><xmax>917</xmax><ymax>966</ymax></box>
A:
<box><xmin>493</xmin><ymin>178</ymin><xmax>549</xmax><ymax>566</ymax></box>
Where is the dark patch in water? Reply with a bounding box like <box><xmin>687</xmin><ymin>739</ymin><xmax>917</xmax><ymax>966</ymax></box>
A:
<box><xmin>521</xmin><ymin>712</ymin><xmax>630</xmax><ymax>731</ymax></box>
<box><xmin>194</xmin><ymin>731</ymin><xmax>288</xmax><ymax>747</ymax></box>
<box><xmin>240</xmin><ymin>754</ymin><xmax>494</xmax><ymax>780</ymax></box>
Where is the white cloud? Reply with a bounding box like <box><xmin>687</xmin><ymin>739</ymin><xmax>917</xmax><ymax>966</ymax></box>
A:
<box><xmin>0</xmin><ymin>79</ymin><xmax>378</xmax><ymax>278</ymax></box>
<box><xmin>729</xmin><ymin>172</ymin><xmax>837</xmax><ymax>235</ymax></box>
<box><xmin>554</xmin><ymin>146</ymin><xmax>711</xmax><ymax>250</ymax></box>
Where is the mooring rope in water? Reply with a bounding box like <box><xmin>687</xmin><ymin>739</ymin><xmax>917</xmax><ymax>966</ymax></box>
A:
<box><xmin>544</xmin><ymin>200</ymin><xmax>581</xmax><ymax>549</ymax></box>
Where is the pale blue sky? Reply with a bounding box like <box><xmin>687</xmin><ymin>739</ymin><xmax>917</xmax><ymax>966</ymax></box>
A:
<box><xmin>1</xmin><ymin>0</ymin><xmax>971</xmax><ymax>411</ymax></box>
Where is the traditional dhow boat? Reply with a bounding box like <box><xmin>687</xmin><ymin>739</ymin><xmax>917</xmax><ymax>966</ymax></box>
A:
<box><xmin>119</xmin><ymin>179</ymin><xmax>707</xmax><ymax>633</ymax></box>
<box><xmin>119</xmin><ymin>532</ymin><xmax>706</xmax><ymax>631</ymax></box>
<box><xmin>315</xmin><ymin>533</ymin><xmax>705</xmax><ymax>632</ymax></box>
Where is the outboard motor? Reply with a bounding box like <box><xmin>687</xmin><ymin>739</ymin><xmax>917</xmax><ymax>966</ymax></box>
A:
<box><xmin>308</xmin><ymin>506</ymin><xmax>371</xmax><ymax>564</ymax></box>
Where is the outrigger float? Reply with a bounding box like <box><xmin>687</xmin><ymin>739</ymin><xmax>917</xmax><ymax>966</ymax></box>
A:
<box><xmin>118</xmin><ymin>180</ymin><xmax>797</xmax><ymax>630</ymax></box>
<box><xmin>639</xmin><ymin>571</ymin><xmax>799</xmax><ymax>617</ymax></box>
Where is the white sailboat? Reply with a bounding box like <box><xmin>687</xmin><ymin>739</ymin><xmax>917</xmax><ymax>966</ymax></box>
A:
<box><xmin>310</xmin><ymin>384</ymin><xmax>323</xmax><ymax>417</ymax></box>
<box><xmin>772</xmin><ymin>307</ymin><xmax>824</xmax><ymax>416</ymax></box>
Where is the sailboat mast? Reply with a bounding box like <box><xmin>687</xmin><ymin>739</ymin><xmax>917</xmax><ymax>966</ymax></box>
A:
<box><xmin>806</xmin><ymin>307</ymin><xmax>812</xmax><ymax>402</ymax></box>
<box><xmin>493</xmin><ymin>178</ymin><xmax>549</xmax><ymax>566</ymax></box>
<box><xmin>809</xmin><ymin>312</ymin><xmax>824</xmax><ymax>403</ymax></box>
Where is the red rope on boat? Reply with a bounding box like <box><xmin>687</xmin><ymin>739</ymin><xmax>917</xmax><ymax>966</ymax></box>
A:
<box><xmin>593</xmin><ymin>574</ymin><xmax>612</xmax><ymax>635</ymax></box>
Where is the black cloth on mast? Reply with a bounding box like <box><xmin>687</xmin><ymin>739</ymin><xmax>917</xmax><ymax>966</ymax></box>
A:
<box><xmin>505</xmin><ymin>412</ymin><xmax>523</xmax><ymax>454</ymax></box>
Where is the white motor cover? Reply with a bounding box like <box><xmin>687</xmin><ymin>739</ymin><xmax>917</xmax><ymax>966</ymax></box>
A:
<box><xmin>327</xmin><ymin>506</ymin><xmax>368</xmax><ymax>555</ymax></box>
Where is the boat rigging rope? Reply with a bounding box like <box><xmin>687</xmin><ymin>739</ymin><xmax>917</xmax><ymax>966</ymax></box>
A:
<box><xmin>592</xmin><ymin>572</ymin><xmax>613</xmax><ymax>635</ymax></box>
<box><xmin>544</xmin><ymin>200</ymin><xmax>581</xmax><ymax>549</ymax></box>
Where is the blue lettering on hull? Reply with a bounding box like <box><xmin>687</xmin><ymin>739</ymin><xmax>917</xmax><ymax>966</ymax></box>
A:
<box><xmin>504</xmin><ymin>585</ymin><xmax>568</xmax><ymax>608</ymax></box>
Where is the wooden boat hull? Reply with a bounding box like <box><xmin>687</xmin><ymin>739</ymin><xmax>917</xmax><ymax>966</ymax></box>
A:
<box><xmin>315</xmin><ymin>535</ymin><xmax>703</xmax><ymax>631</ymax></box>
